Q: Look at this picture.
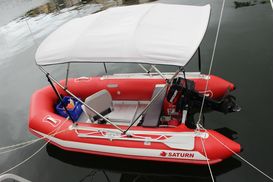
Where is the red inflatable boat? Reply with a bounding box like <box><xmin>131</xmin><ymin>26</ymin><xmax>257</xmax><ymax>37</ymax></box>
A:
<box><xmin>29</xmin><ymin>73</ymin><xmax>241</xmax><ymax>165</ymax></box>
<box><xmin>29</xmin><ymin>3</ymin><xmax>241</xmax><ymax>165</ymax></box>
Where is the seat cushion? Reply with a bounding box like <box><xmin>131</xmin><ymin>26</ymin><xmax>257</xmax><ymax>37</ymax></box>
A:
<box><xmin>82</xmin><ymin>89</ymin><xmax>113</xmax><ymax>120</ymax></box>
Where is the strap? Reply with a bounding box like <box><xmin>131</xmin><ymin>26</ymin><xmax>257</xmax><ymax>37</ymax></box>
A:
<box><xmin>92</xmin><ymin>108</ymin><xmax>112</xmax><ymax>121</ymax></box>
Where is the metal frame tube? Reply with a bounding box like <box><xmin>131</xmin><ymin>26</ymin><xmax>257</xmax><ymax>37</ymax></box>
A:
<box><xmin>198</xmin><ymin>47</ymin><xmax>201</xmax><ymax>72</ymax></box>
<box><xmin>103</xmin><ymin>63</ymin><xmax>108</xmax><ymax>74</ymax></box>
<box><xmin>148</xmin><ymin>66</ymin><xmax>154</xmax><ymax>73</ymax></box>
<box><xmin>151</xmin><ymin>65</ymin><xmax>167</xmax><ymax>80</ymax></box>
<box><xmin>39</xmin><ymin>65</ymin><xmax>183</xmax><ymax>134</ymax></box>
<box><xmin>39</xmin><ymin>66</ymin><xmax>124</xmax><ymax>133</ymax></box>
<box><xmin>65</xmin><ymin>63</ymin><xmax>70</xmax><ymax>89</ymax></box>
<box><xmin>138</xmin><ymin>64</ymin><xmax>153</xmax><ymax>77</ymax></box>
<box><xmin>46</xmin><ymin>73</ymin><xmax>75</xmax><ymax>123</ymax></box>
<box><xmin>138</xmin><ymin>64</ymin><xmax>149</xmax><ymax>73</ymax></box>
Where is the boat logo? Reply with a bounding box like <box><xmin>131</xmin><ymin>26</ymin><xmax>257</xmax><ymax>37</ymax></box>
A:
<box><xmin>160</xmin><ymin>151</ymin><xmax>195</xmax><ymax>158</ymax></box>
<box><xmin>160</xmin><ymin>151</ymin><xmax>167</xmax><ymax>157</ymax></box>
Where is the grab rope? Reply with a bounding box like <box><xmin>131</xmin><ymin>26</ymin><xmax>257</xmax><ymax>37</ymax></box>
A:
<box><xmin>0</xmin><ymin>117</ymin><xmax>68</xmax><ymax>155</ymax></box>
<box><xmin>196</xmin><ymin>0</ymin><xmax>226</xmax><ymax>127</ymax></box>
<box><xmin>196</xmin><ymin>0</ymin><xmax>227</xmax><ymax>181</ymax></box>
<box><xmin>195</xmin><ymin>0</ymin><xmax>272</xmax><ymax>180</ymax></box>
<box><xmin>0</xmin><ymin>140</ymin><xmax>38</xmax><ymax>155</ymax></box>
<box><xmin>0</xmin><ymin>139</ymin><xmax>40</xmax><ymax>152</ymax></box>
<box><xmin>0</xmin><ymin>117</ymin><xmax>69</xmax><ymax>175</ymax></box>
<box><xmin>200</xmin><ymin>137</ymin><xmax>215</xmax><ymax>182</ymax></box>
<box><xmin>25</xmin><ymin>20</ymin><xmax>39</xmax><ymax>48</ymax></box>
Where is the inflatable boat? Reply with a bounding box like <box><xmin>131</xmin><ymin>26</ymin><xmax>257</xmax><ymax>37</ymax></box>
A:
<box><xmin>29</xmin><ymin>3</ymin><xmax>241</xmax><ymax>165</ymax></box>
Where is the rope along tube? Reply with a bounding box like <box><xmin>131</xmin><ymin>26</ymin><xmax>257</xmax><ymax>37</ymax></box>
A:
<box><xmin>197</xmin><ymin>0</ymin><xmax>226</xmax><ymax>127</ymax></box>
<box><xmin>0</xmin><ymin>140</ymin><xmax>38</xmax><ymax>155</ymax></box>
<box><xmin>200</xmin><ymin>137</ymin><xmax>215</xmax><ymax>182</ymax></box>
<box><xmin>0</xmin><ymin>139</ymin><xmax>40</xmax><ymax>152</ymax></box>
<box><xmin>0</xmin><ymin>117</ymin><xmax>69</xmax><ymax>175</ymax></box>
<box><xmin>0</xmin><ymin>117</ymin><xmax>69</xmax><ymax>155</ymax></box>
<box><xmin>199</xmin><ymin>125</ymin><xmax>273</xmax><ymax>181</ymax></box>
<box><xmin>0</xmin><ymin>129</ymin><xmax>68</xmax><ymax>175</ymax></box>
<box><xmin>195</xmin><ymin>0</ymin><xmax>273</xmax><ymax>180</ymax></box>
<box><xmin>196</xmin><ymin>0</ymin><xmax>227</xmax><ymax>181</ymax></box>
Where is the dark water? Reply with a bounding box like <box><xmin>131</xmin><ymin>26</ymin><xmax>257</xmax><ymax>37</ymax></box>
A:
<box><xmin>0</xmin><ymin>0</ymin><xmax>272</xmax><ymax>181</ymax></box>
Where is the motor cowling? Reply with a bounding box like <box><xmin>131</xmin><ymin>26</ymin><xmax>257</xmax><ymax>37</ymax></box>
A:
<box><xmin>164</xmin><ymin>78</ymin><xmax>183</xmax><ymax>120</ymax></box>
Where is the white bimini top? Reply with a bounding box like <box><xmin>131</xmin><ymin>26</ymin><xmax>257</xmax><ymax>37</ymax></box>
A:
<box><xmin>35</xmin><ymin>3</ymin><xmax>211</xmax><ymax>66</ymax></box>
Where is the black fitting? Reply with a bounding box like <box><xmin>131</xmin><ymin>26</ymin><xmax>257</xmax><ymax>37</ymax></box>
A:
<box><xmin>240</xmin><ymin>146</ymin><xmax>244</xmax><ymax>152</ymax></box>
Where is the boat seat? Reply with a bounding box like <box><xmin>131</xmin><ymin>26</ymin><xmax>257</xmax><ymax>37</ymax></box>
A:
<box><xmin>80</xmin><ymin>90</ymin><xmax>140</xmax><ymax>124</ymax></box>
<box><xmin>142</xmin><ymin>84</ymin><xmax>166</xmax><ymax>127</ymax></box>
<box><xmin>81</xmin><ymin>89</ymin><xmax>113</xmax><ymax>122</ymax></box>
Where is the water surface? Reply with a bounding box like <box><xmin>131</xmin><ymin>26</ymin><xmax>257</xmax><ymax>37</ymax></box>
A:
<box><xmin>0</xmin><ymin>0</ymin><xmax>272</xmax><ymax>181</ymax></box>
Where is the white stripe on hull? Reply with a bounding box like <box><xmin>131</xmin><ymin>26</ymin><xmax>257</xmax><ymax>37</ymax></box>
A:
<box><xmin>32</xmin><ymin>129</ymin><xmax>207</xmax><ymax>161</ymax></box>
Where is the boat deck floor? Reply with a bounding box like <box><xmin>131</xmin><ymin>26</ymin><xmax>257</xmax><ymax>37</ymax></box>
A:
<box><xmin>78</xmin><ymin>100</ymin><xmax>148</xmax><ymax>126</ymax></box>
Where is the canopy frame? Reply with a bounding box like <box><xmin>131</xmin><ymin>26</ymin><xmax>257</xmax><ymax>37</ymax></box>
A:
<box><xmin>64</xmin><ymin>63</ymin><xmax>70</xmax><ymax>90</ymax></box>
<box><xmin>39</xmin><ymin>66</ymin><xmax>124</xmax><ymax>132</ymax></box>
<box><xmin>198</xmin><ymin>47</ymin><xmax>202</xmax><ymax>72</ymax></box>
<box><xmin>62</xmin><ymin>62</ymin><xmax>174</xmax><ymax>91</ymax></box>
<box><xmin>39</xmin><ymin>64</ymin><xmax>183</xmax><ymax>134</ymax></box>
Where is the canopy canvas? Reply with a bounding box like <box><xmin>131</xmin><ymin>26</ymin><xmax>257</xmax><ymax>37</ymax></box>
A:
<box><xmin>35</xmin><ymin>3</ymin><xmax>211</xmax><ymax>66</ymax></box>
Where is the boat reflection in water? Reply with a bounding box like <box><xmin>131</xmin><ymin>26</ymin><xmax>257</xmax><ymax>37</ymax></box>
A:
<box><xmin>24</xmin><ymin>0</ymin><xmax>154</xmax><ymax>18</ymax></box>
<box><xmin>46</xmin><ymin>135</ymin><xmax>241</xmax><ymax>182</ymax></box>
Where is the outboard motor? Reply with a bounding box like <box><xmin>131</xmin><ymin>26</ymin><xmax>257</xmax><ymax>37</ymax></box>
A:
<box><xmin>218</xmin><ymin>94</ymin><xmax>241</xmax><ymax>113</ymax></box>
<box><xmin>166</xmin><ymin>77</ymin><xmax>241</xmax><ymax>128</ymax></box>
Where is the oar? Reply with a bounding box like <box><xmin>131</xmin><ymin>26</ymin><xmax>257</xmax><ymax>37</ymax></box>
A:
<box><xmin>162</xmin><ymin>135</ymin><xmax>194</xmax><ymax>150</ymax></box>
